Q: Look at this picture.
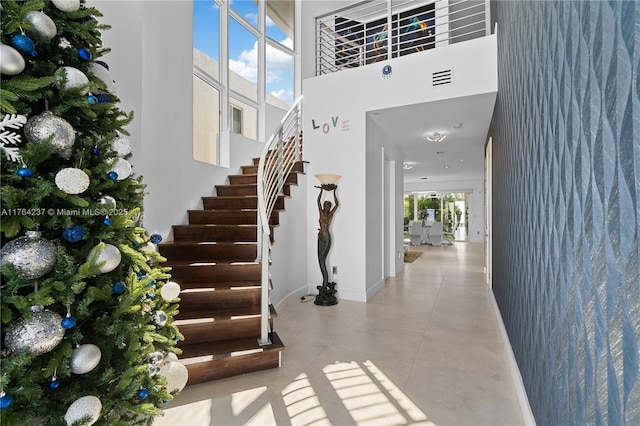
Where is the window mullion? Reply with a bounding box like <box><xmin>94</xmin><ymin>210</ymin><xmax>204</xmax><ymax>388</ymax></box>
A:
<box><xmin>257</xmin><ymin>0</ymin><xmax>266</xmax><ymax>142</ymax></box>
<box><xmin>220</xmin><ymin>0</ymin><xmax>229</xmax><ymax>134</ymax></box>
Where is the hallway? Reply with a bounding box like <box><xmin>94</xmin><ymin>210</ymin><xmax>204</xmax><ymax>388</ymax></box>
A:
<box><xmin>155</xmin><ymin>243</ymin><xmax>527</xmax><ymax>425</ymax></box>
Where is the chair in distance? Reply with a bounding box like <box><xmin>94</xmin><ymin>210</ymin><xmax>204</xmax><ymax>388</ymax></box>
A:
<box><xmin>409</xmin><ymin>220</ymin><xmax>423</xmax><ymax>246</ymax></box>
<box><xmin>425</xmin><ymin>222</ymin><xmax>453</xmax><ymax>246</ymax></box>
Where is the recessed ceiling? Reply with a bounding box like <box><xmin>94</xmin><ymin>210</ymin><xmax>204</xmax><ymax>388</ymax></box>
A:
<box><xmin>367</xmin><ymin>92</ymin><xmax>496</xmax><ymax>187</ymax></box>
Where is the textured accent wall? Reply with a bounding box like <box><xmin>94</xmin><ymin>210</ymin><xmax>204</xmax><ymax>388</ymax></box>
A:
<box><xmin>492</xmin><ymin>1</ymin><xmax>639</xmax><ymax>425</ymax></box>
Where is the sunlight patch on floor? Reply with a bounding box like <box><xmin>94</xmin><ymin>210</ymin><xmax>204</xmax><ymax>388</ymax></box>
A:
<box><xmin>281</xmin><ymin>373</ymin><xmax>330</xmax><ymax>425</ymax></box>
<box><xmin>158</xmin><ymin>399</ymin><xmax>212</xmax><ymax>425</ymax></box>
<box><xmin>324</xmin><ymin>361</ymin><xmax>435</xmax><ymax>426</ymax></box>
<box><xmin>232</xmin><ymin>386</ymin><xmax>268</xmax><ymax>416</ymax></box>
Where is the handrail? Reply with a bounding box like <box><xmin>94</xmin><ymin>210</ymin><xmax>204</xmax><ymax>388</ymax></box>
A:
<box><xmin>256</xmin><ymin>96</ymin><xmax>303</xmax><ymax>345</ymax></box>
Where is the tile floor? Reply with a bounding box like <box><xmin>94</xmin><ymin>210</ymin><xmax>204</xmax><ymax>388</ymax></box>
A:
<box><xmin>154</xmin><ymin>242</ymin><xmax>527</xmax><ymax>426</ymax></box>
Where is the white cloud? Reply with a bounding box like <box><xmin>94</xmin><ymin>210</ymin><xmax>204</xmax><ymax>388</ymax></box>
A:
<box><xmin>229</xmin><ymin>58</ymin><xmax>257</xmax><ymax>82</ymax></box>
<box><xmin>271</xmin><ymin>89</ymin><xmax>294</xmax><ymax>105</ymax></box>
<box><xmin>229</xmin><ymin>38</ymin><xmax>293</xmax><ymax>83</ymax></box>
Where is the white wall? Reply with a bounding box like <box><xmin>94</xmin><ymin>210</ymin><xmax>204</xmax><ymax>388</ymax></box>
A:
<box><xmin>91</xmin><ymin>1</ymin><xmax>307</xmax><ymax>308</ymax></box>
<box><xmin>303</xmin><ymin>35</ymin><xmax>497</xmax><ymax>301</ymax></box>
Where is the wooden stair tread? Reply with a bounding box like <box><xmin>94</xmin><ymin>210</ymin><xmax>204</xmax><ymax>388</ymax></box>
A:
<box><xmin>178</xmin><ymin>281</ymin><xmax>262</xmax><ymax>289</ymax></box>
<box><xmin>164</xmin><ymin>259</ymin><xmax>259</xmax><ymax>266</ymax></box>
<box><xmin>179</xmin><ymin>332</ymin><xmax>284</xmax><ymax>361</ymax></box>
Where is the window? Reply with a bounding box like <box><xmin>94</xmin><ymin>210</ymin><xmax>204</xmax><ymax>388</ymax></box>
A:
<box><xmin>229</xmin><ymin>16</ymin><xmax>258</xmax><ymax>103</ymax></box>
<box><xmin>193</xmin><ymin>0</ymin><xmax>297</xmax><ymax>159</ymax></box>
<box><xmin>231</xmin><ymin>105</ymin><xmax>243</xmax><ymax>134</ymax></box>
<box><xmin>193</xmin><ymin>0</ymin><xmax>221</xmax><ymax>165</ymax></box>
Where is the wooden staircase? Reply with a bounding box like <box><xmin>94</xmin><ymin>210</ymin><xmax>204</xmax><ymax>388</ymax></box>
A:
<box><xmin>158</xmin><ymin>158</ymin><xmax>305</xmax><ymax>385</ymax></box>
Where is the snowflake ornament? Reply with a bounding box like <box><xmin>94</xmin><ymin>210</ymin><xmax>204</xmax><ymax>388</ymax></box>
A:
<box><xmin>0</xmin><ymin>114</ymin><xmax>27</xmax><ymax>162</ymax></box>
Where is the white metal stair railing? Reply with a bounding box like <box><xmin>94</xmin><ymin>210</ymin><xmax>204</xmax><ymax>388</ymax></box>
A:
<box><xmin>256</xmin><ymin>96</ymin><xmax>303</xmax><ymax>345</ymax></box>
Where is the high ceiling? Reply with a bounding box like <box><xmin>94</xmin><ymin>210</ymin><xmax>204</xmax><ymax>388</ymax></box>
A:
<box><xmin>367</xmin><ymin>92</ymin><xmax>496</xmax><ymax>190</ymax></box>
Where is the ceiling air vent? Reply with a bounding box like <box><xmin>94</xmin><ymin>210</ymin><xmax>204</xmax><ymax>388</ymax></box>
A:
<box><xmin>432</xmin><ymin>69</ymin><xmax>452</xmax><ymax>87</ymax></box>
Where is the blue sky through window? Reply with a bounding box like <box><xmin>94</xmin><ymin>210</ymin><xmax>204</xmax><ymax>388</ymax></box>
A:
<box><xmin>194</xmin><ymin>0</ymin><xmax>294</xmax><ymax>105</ymax></box>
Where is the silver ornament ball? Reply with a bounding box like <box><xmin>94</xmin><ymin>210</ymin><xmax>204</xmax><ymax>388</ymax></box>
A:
<box><xmin>4</xmin><ymin>307</ymin><xmax>65</xmax><ymax>355</ymax></box>
<box><xmin>55</xmin><ymin>66</ymin><xmax>90</xmax><ymax>94</ymax></box>
<box><xmin>25</xmin><ymin>11</ymin><xmax>57</xmax><ymax>40</ymax></box>
<box><xmin>110</xmin><ymin>136</ymin><xmax>132</xmax><ymax>157</ymax></box>
<box><xmin>70</xmin><ymin>344</ymin><xmax>102</xmax><ymax>374</ymax></box>
<box><xmin>24</xmin><ymin>111</ymin><xmax>76</xmax><ymax>158</ymax></box>
<box><xmin>0</xmin><ymin>43</ymin><xmax>26</xmax><ymax>75</ymax></box>
<box><xmin>0</xmin><ymin>230</ymin><xmax>57</xmax><ymax>279</ymax></box>
<box><xmin>154</xmin><ymin>310</ymin><xmax>168</xmax><ymax>327</ymax></box>
<box><xmin>87</xmin><ymin>243</ymin><xmax>121</xmax><ymax>273</ymax></box>
<box><xmin>55</xmin><ymin>168</ymin><xmax>90</xmax><ymax>195</ymax></box>
<box><xmin>64</xmin><ymin>395</ymin><xmax>102</xmax><ymax>426</ymax></box>
<box><xmin>98</xmin><ymin>195</ymin><xmax>116</xmax><ymax>208</ymax></box>
<box><xmin>52</xmin><ymin>0</ymin><xmax>81</xmax><ymax>12</ymax></box>
<box><xmin>88</xmin><ymin>62</ymin><xmax>117</xmax><ymax>94</ymax></box>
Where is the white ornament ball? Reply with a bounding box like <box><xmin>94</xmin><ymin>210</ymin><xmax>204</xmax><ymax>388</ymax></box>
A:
<box><xmin>160</xmin><ymin>361</ymin><xmax>189</xmax><ymax>393</ymax></box>
<box><xmin>89</xmin><ymin>62</ymin><xmax>116</xmax><ymax>93</ymax></box>
<box><xmin>25</xmin><ymin>11</ymin><xmax>57</xmax><ymax>40</ymax></box>
<box><xmin>110</xmin><ymin>136</ymin><xmax>132</xmax><ymax>157</ymax></box>
<box><xmin>166</xmin><ymin>352</ymin><xmax>179</xmax><ymax>363</ymax></box>
<box><xmin>140</xmin><ymin>242</ymin><xmax>156</xmax><ymax>253</ymax></box>
<box><xmin>160</xmin><ymin>281</ymin><xmax>181</xmax><ymax>301</ymax></box>
<box><xmin>55</xmin><ymin>66</ymin><xmax>90</xmax><ymax>94</ymax></box>
<box><xmin>88</xmin><ymin>243</ymin><xmax>121</xmax><ymax>273</ymax></box>
<box><xmin>4</xmin><ymin>307</ymin><xmax>65</xmax><ymax>355</ymax></box>
<box><xmin>70</xmin><ymin>344</ymin><xmax>102</xmax><ymax>374</ymax></box>
<box><xmin>52</xmin><ymin>0</ymin><xmax>81</xmax><ymax>12</ymax></box>
<box><xmin>64</xmin><ymin>395</ymin><xmax>102</xmax><ymax>426</ymax></box>
<box><xmin>0</xmin><ymin>43</ymin><xmax>26</xmax><ymax>75</ymax></box>
<box><xmin>0</xmin><ymin>231</ymin><xmax>57</xmax><ymax>279</ymax></box>
<box><xmin>109</xmin><ymin>158</ymin><xmax>132</xmax><ymax>180</ymax></box>
<box><xmin>55</xmin><ymin>168</ymin><xmax>90</xmax><ymax>195</ymax></box>
<box><xmin>24</xmin><ymin>111</ymin><xmax>76</xmax><ymax>158</ymax></box>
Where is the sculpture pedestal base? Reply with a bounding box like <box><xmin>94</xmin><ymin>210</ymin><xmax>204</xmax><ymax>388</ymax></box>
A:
<box><xmin>315</xmin><ymin>282</ymin><xmax>338</xmax><ymax>306</ymax></box>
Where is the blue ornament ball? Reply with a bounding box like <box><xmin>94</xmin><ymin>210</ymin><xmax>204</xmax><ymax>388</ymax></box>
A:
<box><xmin>150</xmin><ymin>233</ymin><xmax>163</xmax><ymax>244</ymax></box>
<box><xmin>103</xmin><ymin>217</ymin><xmax>112</xmax><ymax>226</ymax></box>
<box><xmin>17</xmin><ymin>167</ymin><xmax>33</xmax><ymax>178</ymax></box>
<box><xmin>49</xmin><ymin>380</ymin><xmax>60</xmax><ymax>390</ymax></box>
<box><xmin>91</xmin><ymin>146</ymin><xmax>101</xmax><ymax>155</ymax></box>
<box><xmin>96</xmin><ymin>93</ymin><xmax>110</xmax><ymax>103</ymax></box>
<box><xmin>112</xmin><ymin>281</ymin><xmax>126</xmax><ymax>295</ymax></box>
<box><xmin>138</xmin><ymin>388</ymin><xmax>149</xmax><ymax>399</ymax></box>
<box><xmin>107</xmin><ymin>171</ymin><xmax>118</xmax><ymax>180</ymax></box>
<box><xmin>87</xmin><ymin>94</ymin><xmax>98</xmax><ymax>105</ymax></box>
<box><xmin>0</xmin><ymin>394</ymin><xmax>13</xmax><ymax>410</ymax></box>
<box><xmin>61</xmin><ymin>316</ymin><xmax>76</xmax><ymax>329</ymax></box>
<box><xmin>12</xmin><ymin>34</ymin><xmax>37</xmax><ymax>57</ymax></box>
<box><xmin>78</xmin><ymin>47</ymin><xmax>92</xmax><ymax>61</ymax></box>
<box><xmin>62</xmin><ymin>224</ymin><xmax>84</xmax><ymax>242</ymax></box>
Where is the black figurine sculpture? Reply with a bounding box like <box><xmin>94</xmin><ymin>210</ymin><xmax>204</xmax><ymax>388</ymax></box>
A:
<box><xmin>314</xmin><ymin>179</ymin><xmax>340</xmax><ymax>306</ymax></box>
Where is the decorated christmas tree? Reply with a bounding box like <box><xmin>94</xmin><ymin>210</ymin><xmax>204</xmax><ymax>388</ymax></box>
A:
<box><xmin>0</xmin><ymin>1</ymin><xmax>186</xmax><ymax>424</ymax></box>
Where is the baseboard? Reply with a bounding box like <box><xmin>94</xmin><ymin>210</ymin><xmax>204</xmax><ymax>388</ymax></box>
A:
<box><xmin>490</xmin><ymin>292</ymin><xmax>537</xmax><ymax>425</ymax></box>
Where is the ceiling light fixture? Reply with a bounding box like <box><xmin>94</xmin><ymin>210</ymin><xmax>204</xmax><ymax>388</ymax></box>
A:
<box><xmin>453</xmin><ymin>123</ymin><xmax>463</xmax><ymax>129</ymax></box>
<box><xmin>426</xmin><ymin>132</ymin><xmax>447</xmax><ymax>143</ymax></box>
<box><xmin>403</xmin><ymin>162</ymin><xmax>413</xmax><ymax>170</ymax></box>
